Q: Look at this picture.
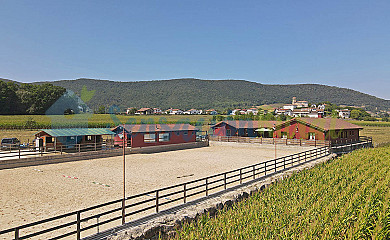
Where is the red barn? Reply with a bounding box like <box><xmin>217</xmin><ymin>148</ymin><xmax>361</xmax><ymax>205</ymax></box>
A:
<box><xmin>112</xmin><ymin>124</ymin><xmax>199</xmax><ymax>148</ymax></box>
<box><xmin>274</xmin><ymin>118</ymin><xmax>362</xmax><ymax>144</ymax></box>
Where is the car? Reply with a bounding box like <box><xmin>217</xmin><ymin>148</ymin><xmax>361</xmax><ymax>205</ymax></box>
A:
<box><xmin>1</xmin><ymin>138</ymin><xmax>21</xmax><ymax>150</ymax></box>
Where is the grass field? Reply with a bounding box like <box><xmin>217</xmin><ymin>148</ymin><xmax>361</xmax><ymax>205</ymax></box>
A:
<box><xmin>175</xmin><ymin>146</ymin><xmax>390</xmax><ymax>240</ymax></box>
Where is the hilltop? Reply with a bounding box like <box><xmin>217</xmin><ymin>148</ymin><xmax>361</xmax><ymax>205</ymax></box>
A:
<box><xmin>33</xmin><ymin>78</ymin><xmax>389</xmax><ymax>112</ymax></box>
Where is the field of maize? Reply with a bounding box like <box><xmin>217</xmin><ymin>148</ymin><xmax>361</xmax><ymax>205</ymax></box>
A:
<box><xmin>0</xmin><ymin>114</ymin><xmax>213</xmax><ymax>129</ymax></box>
<box><xmin>175</xmin><ymin>146</ymin><xmax>390</xmax><ymax>240</ymax></box>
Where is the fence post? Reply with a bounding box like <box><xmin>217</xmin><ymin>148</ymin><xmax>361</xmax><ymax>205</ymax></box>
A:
<box><xmin>274</xmin><ymin>159</ymin><xmax>277</xmax><ymax>172</ymax></box>
<box><xmin>60</xmin><ymin>145</ymin><xmax>63</xmax><ymax>155</ymax></box>
<box><xmin>18</xmin><ymin>146</ymin><xmax>21</xmax><ymax>159</ymax></box>
<box><xmin>122</xmin><ymin>198</ymin><xmax>125</xmax><ymax>224</ymax></box>
<box><xmin>77</xmin><ymin>211</ymin><xmax>81</xmax><ymax>240</ymax></box>
<box><xmin>283</xmin><ymin>157</ymin><xmax>286</xmax><ymax>169</ymax></box>
<box><xmin>253</xmin><ymin>165</ymin><xmax>255</xmax><ymax>179</ymax></box>
<box><xmin>183</xmin><ymin>184</ymin><xmax>187</xmax><ymax>203</ymax></box>
<box><xmin>15</xmin><ymin>228</ymin><xmax>19</xmax><ymax>240</ymax></box>
<box><xmin>224</xmin><ymin>173</ymin><xmax>227</xmax><ymax>190</ymax></box>
<box><xmin>206</xmin><ymin>178</ymin><xmax>209</xmax><ymax>196</ymax></box>
<box><xmin>78</xmin><ymin>144</ymin><xmax>81</xmax><ymax>153</ymax></box>
<box><xmin>240</xmin><ymin>169</ymin><xmax>242</xmax><ymax>184</ymax></box>
<box><xmin>95</xmin><ymin>143</ymin><xmax>97</xmax><ymax>151</ymax></box>
<box><xmin>156</xmin><ymin>190</ymin><xmax>159</xmax><ymax>213</ymax></box>
<box><xmin>264</xmin><ymin>162</ymin><xmax>267</xmax><ymax>176</ymax></box>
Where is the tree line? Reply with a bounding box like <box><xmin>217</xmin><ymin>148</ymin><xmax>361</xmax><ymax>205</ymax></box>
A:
<box><xmin>0</xmin><ymin>80</ymin><xmax>66</xmax><ymax>115</ymax></box>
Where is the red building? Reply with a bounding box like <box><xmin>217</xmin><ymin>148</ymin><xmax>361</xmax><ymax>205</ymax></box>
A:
<box><xmin>274</xmin><ymin>118</ymin><xmax>362</xmax><ymax>144</ymax></box>
<box><xmin>212</xmin><ymin>118</ymin><xmax>363</xmax><ymax>144</ymax></box>
<box><xmin>112</xmin><ymin>124</ymin><xmax>199</xmax><ymax>148</ymax></box>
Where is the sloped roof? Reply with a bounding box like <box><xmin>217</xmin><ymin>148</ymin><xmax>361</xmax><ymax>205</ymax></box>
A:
<box><xmin>114</xmin><ymin>124</ymin><xmax>199</xmax><ymax>133</ymax></box>
<box><xmin>276</xmin><ymin>118</ymin><xmax>363</xmax><ymax>131</ymax></box>
<box><xmin>36</xmin><ymin>128</ymin><xmax>115</xmax><ymax>137</ymax></box>
<box><xmin>212</xmin><ymin>120</ymin><xmax>282</xmax><ymax>129</ymax></box>
<box><xmin>137</xmin><ymin>108</ymin><xmax>152</xmax><ymax>111</ymax></box>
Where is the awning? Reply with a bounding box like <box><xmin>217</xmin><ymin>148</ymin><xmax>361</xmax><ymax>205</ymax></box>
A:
<box><xmin>255</xmin><ymin>128</ymin><xmax>274</xmax><ymax>132</ymax></box>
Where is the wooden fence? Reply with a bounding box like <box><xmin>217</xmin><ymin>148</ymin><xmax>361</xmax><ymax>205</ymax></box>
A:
<box><xmin>0</xmin><ymin>139</ymin><xmax>372</xmax><ymax>240</ymax></box>
<box><xmin>209</xmin><ymin>136</ymin><xmax>330</xmax><ymax>147</ymax></box>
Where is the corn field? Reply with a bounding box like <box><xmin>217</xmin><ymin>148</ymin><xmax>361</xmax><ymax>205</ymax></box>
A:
<box><xmin>175</xmin><ymin>146</ymin><xmax>390</xmax><ymax>240</ymax></box>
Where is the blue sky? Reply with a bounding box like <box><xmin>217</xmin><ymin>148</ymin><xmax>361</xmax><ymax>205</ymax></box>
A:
<box><xmin>1</xmin><ymin>0</ymin><xmax>389</xmax><ymax>100</ymax></box>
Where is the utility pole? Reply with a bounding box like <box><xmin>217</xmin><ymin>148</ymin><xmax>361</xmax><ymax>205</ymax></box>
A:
<box><xmin>273</xmin><ymin>124</ymin><xmax>276</xmax><ymax>159</ymax></box>
<box><xmin>122</xmin><ymin>126</ymin><xmax>126</xmax><ymax>224</ymax></box>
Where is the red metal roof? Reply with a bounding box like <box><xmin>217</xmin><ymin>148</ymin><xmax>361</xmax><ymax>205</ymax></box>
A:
<box><xmin>277</xmin><ymin>118</ymin><xmax>363</xmax><ymax>131</ymax></box>
<box><xmin>114</xmin><ymin>124</ymin><xmax>199</xmax><ymax>133</ymax></box>
<box><xmin>213</xmin><ymin>120</ymin><xmax>282</xmax><ymax>129</ymax></box>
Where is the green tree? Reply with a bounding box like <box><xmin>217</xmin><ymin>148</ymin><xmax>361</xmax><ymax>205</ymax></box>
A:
<box><xmin>350</xmin><ymin>109</ymin><xmax>361</xmax><ymax>119</ymax></box>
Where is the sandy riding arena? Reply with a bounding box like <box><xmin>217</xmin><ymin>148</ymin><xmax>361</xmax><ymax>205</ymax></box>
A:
<box><xmin>0</xmin><ymin>142</ymin><xmax>313</xmax><ymax>233</ymax></box>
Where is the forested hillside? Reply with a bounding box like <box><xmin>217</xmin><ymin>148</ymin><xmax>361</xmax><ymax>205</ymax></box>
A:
<box><xmin>0</xmin><ymin>80</ymin><xmax>66</xmax><ymax>115</ymax></box>
<box><xmin>38</xmin><ymin>78</ymin><xmax>390</xmax><ymax>111</ymax></box>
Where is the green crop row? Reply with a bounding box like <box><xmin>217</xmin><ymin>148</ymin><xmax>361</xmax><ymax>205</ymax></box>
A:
<box><xmin>0</xmin><ymin>114</ymin><xmax>214</xmax><ymax>129</ymax></box>
<box><xmin>175</xmin><ymin>146</ymin><xmax>390</xmax><ymax>240</ymax></box>
<box><xmin>347</xmin><ymin>120</ymin><xmax>390</xmax><ymax>127</ymax></box>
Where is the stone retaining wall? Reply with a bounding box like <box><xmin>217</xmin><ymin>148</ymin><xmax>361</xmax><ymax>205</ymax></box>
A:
<box><xmin>104</xmin><ymin>153</ymin><xmax>337</xmax><ymax>240</ymax></box>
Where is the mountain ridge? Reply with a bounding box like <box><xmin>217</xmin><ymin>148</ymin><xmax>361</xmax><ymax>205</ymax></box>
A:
<box><xmin>2</xmin><ymin>78</ymin><xmax>389</xmax><ymax>111</ymax></box>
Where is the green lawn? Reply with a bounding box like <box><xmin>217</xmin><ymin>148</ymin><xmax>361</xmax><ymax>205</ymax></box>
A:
<box><xmin>175</xmin><ymin>146</ymin><xmax>390</xmax><ymax>240</ymax></box>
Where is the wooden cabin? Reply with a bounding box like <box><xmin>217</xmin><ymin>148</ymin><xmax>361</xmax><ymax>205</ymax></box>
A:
<box><xmin>34</xmin><ymin>128</ymin><xmax>115</xmax><ymax>151</ymax></box>
<box><xmin>212</xmin><ymin>121</ymin><xmax>280</xmax><ymax>138</ymax></box>
<box><xmin>274</xmin><ymin>118</ymin><xmax>362</xmax><ymax>144</ymax></box>
<box><xmin>112</xmin><ymin>124</ymin><xmax>199</xmax><ymax>148</ymax></box>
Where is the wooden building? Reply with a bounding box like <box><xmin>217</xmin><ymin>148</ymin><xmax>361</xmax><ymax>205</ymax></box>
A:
<box><xmin>34</xmin><ymin>128</ymin><xmax>115</xmax><ymax>150</ymax></box>
<box><xmin>212</xmin><ymin>118</ymin><xmax>362</xmax><ymax>144</ymax></box>
<box><xmin>274</xmin><ymin>118</ymin><xmax>362</xmax><ymax>144</ymax></box>
<box><xmin>112</xmin><ymin>124</ymin><xmax>199</xmax><ymax>148</ymax></box>
<box><xmin>212</xmin><ymin>121</ymin><xmax>280</xmax><ymax>138</ymax></box>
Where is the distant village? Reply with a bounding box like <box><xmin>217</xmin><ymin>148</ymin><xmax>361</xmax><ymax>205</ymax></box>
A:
<box><xmin>125</xmin><ymin>97</ymin><xmax>354</xmax><ymax>119</ymax></box>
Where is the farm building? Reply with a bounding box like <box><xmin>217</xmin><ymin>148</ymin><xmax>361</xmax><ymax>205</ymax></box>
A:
<box><xmin>112</xmin><ymin>124</ymin><xmax>199</xmax><ymax>148</ymax></box>
<box><xmin>34</xmin><ymin>128</ymin><xmax>115</xmax><ymax>150</ymax></box>
<box><xmin>274</xmin><ymin>118</ymin><xmax>362</xmax><ymax>144</ymax></box>
<box><xmin>212</xmin><ymin>121</ymin><xmax>280</xmax><ymax>138</ymax></box>
<box><xmin>135</xmin><ymin>108</ymin><xmax>154</xmax><ymax>115</ymax></box>
<box><xmin>212</xmin><ymin>118</ymin><xmax>362</xmax><ymax>144</ymax></box>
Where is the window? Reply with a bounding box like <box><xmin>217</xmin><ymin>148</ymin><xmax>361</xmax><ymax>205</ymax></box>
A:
<box><xmin>308</xmin><ymin>132</ymin><xmax>316</xmax><ymax>140</ymax></box>
<box><xmin>226</xmin><ymin>129</ymin><xmax>231</xmax><ymax>136</ymax></box>
<box><xmin>144</xmin><ymin>133</ymin><xmax>156</xmax><ymax>143</ymax></box>
<box><xmin>281</xmin><ymin>132</ymin><xmax>288</xmax><ymax>139</ymax></box>
<box><xmin>46</xmin><ymin>137</ymin><xmax>53</xmax><ymax>143</ymax></box>
<box><xmin>159</xmin><ymin>133</ymin><xmax>170</xmax><ymax>142</ymax></box>
<box><xmin>87</xmin><ymin>135</ymin><xmax>92</xmax><ymax>141</ymax></box>
<box><xmin>183</xmin><ymin>131</ymin><xmax>188</xmax><ymax>136</ymax></box>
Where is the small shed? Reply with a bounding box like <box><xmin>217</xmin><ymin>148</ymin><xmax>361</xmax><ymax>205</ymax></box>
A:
<box><xmin>112</xmin><ymin>124</ymin><xmax>199</xmax><ymax>148</ymax></box>
<box><xmin>35</xmin><ymin>128</ymin><xmax>115</xmax><ymax>150</ymax></box>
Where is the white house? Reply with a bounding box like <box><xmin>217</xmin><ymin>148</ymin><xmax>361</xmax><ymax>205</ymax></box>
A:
<box><xmin>337</xmin><ymin>109</ymin><xmax>351</xmax><ymax>119</ymax></box>
<box><xmin>170</xmin><ymin>109</ymin><xmax>183</xmax><ymax>115</ymax></box>
<box><xmin>153</xmin><ymin>108</ymin><xmax>162</xmax><ymax>114</ymax></box>
<box><xmin>184</xmin><ymin>109</ymin><xmax>202</xmax><ymax>115</ymax></box>
<box><xmin>283</xmin><ymin>104</ymin><xmax>296</xmax><ymax>111</ymax></box>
